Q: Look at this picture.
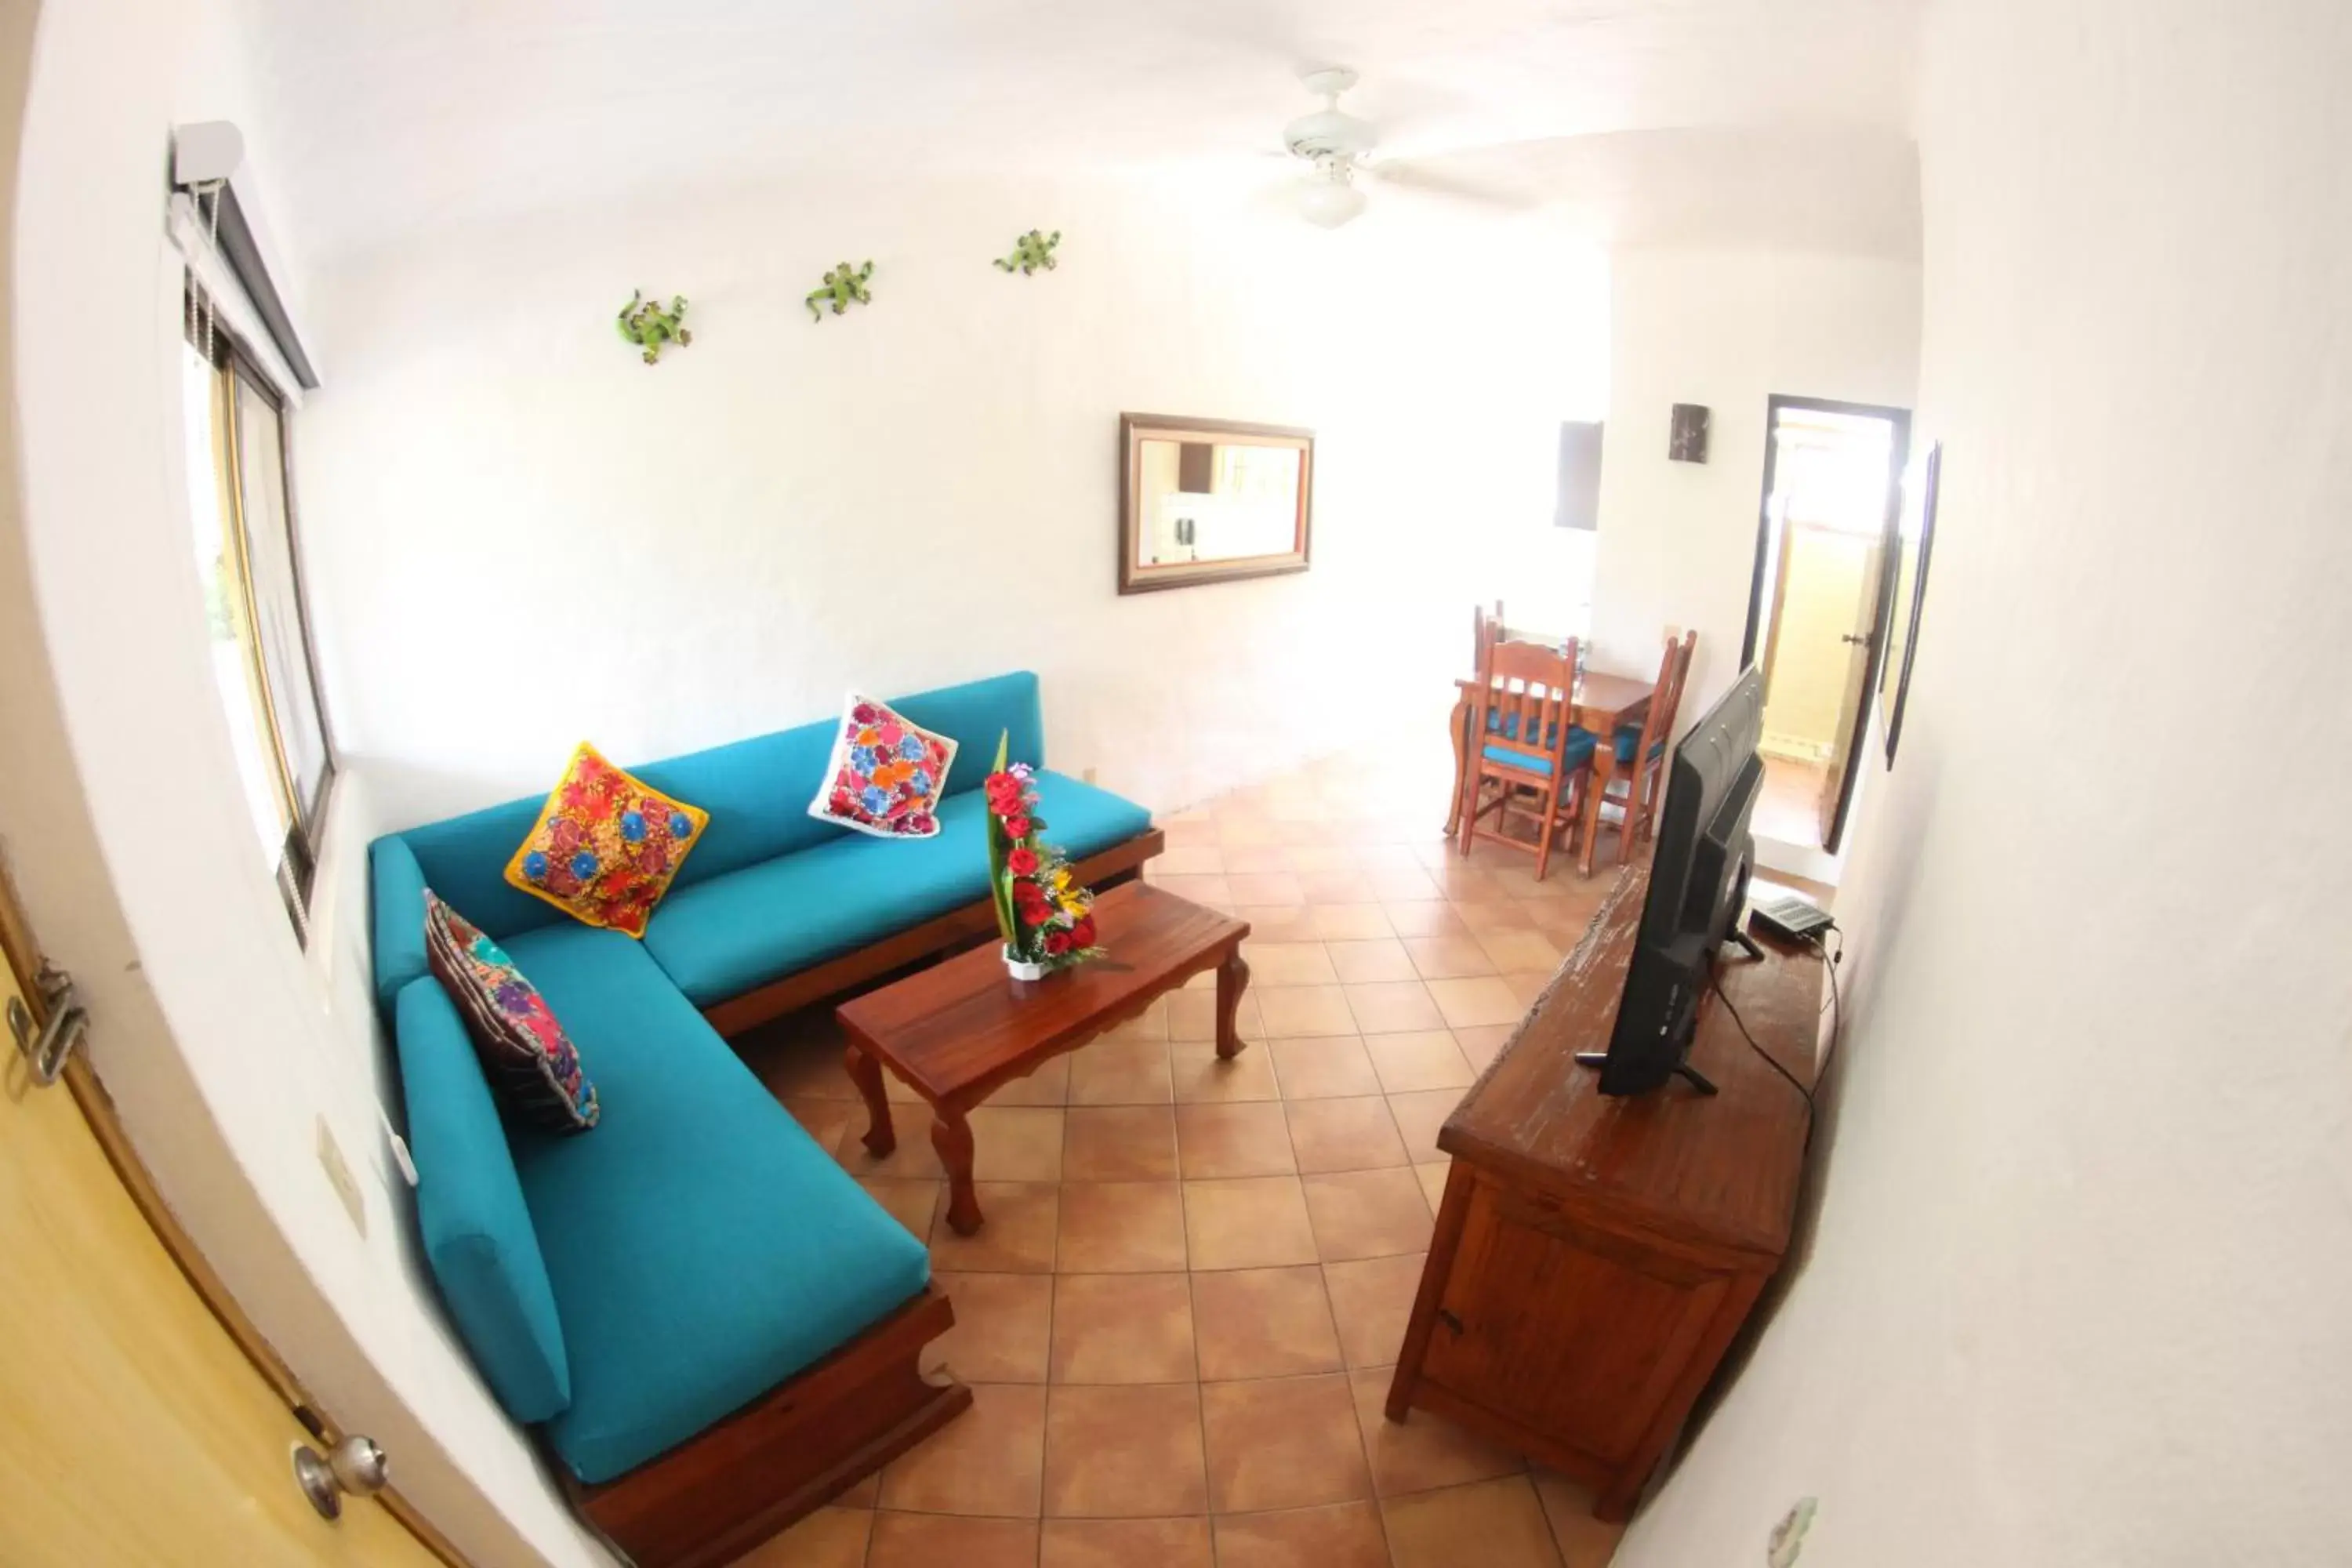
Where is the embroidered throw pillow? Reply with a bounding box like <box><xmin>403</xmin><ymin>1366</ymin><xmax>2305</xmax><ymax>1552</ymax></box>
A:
<box><xmin>504</xmin><ymin>742</ymin><xmax>709</xmax><ymax>938</ymax></box>
<box><xmin>423</xmin><ymin>891</ymin><xmax>598</xmax><ymax>1132</ymax></box>
<box><xmin>808</xmin><ymin>693</ymin><xmax>956</xmax><ymax>838</ymax></box>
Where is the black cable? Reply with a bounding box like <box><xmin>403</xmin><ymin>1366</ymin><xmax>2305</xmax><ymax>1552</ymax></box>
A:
<box><xmin>1813</xmin><ymin>924</ymin><xmax>1844</xmax><ymax>1062</ymax></box>
<box><xmin>1817</xmin><ymin>924</ymin><xmax>1842</xmax><ymax>1015</ymax></box>
<box><xmin>1709</xmin><ymin>971</ymin><xmax>1814</xmax><ymax>1120</ymax></box>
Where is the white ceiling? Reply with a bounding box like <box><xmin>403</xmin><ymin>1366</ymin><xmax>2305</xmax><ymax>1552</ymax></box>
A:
<box><xmin>227</xmin><ymin>0</ymin><xmax>1922</xmax><ymax>260</ymax></box>
<box><xmin>1408</xmin><ymin>126</ymin><xmax>1922</xmax><ymax>255</ymax></box>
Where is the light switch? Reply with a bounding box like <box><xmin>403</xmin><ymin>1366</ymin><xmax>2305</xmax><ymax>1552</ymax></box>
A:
<box><xmin>315</xmin><ymin>1115</ymin><xmax>367</xmax><ymax>1237</ymax></box>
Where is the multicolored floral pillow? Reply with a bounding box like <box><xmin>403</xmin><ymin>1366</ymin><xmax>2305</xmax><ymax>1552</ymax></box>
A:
<box><xmin>807</xmin><ymin>693</ymin><xmax>957</xmax><ymax>838</ymax></box>
<box><xmin>423</xmin><ymin>891</ymin><xmax>598</xmax><ymax>1133</ymax></box>
<box><xmin>503</xmin><ymin>742</ymin><xmax>709</xmax><ymax>938</ymax></box>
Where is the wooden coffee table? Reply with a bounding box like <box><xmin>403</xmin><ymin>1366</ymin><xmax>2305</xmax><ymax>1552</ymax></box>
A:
<box><xmin>836</xmin><ymin>880</ymin><xmax>1250</xmax><ymax>1234</ymax></box>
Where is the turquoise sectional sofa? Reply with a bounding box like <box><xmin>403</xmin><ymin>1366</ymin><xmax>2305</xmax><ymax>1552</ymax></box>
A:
<box><xmin>371</xmin><ymin>672</ymin><xmax>1157</xmax><ymax>1565</ymax></box>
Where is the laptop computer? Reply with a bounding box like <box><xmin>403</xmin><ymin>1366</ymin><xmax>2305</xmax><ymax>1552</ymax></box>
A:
<box><xmin>1748</xmin><ymin>886</ymin><xmax>1834</xmax><ymax>943</ymax></box>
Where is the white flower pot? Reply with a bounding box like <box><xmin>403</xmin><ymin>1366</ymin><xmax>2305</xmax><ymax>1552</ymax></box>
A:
<box><xmin>1003</xmin><ymin>947</ymin><xmax>1048</xmax><ymax>982</ymax></box>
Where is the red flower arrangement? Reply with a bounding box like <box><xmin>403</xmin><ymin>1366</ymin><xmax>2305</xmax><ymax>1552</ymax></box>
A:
<box><xmin>983</xmin><ymin>731</ymin><xmax>1104</xmax><ymax>978</ymax></box>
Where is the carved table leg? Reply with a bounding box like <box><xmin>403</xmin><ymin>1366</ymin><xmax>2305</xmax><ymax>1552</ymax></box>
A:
<box><xmin>1579</xmin><ymin>749</ymin><xmax>1615</xmax><ymax>877</ymax></box>
<box><xmin>1214</xmin><ymin>949</ymin><xmax>1252</xmax><ymax>1060</ymax></box>
<box><xmin>844</xmin><ymin>1044</ymin><xmax>896</xmax><ymax>1158</ymax></box>
<box><xmin>933</xmin><ymin>1110</ymin><xmax>984</xmax><ymax>1235</ymax></box>
<box><xmin>1443</xmin><ymin>695</ymin><xmax>1472</xmax><ymax>836</ymax></box>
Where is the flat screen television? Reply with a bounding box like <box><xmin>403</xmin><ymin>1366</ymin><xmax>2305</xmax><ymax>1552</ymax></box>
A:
<box><xmin>1576</xmin><ymin>666</ymin><xmax>1767</xmax><ymax>1096</ymax></box>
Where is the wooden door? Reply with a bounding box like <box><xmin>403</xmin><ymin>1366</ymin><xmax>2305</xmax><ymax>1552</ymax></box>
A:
<box><xmin>1813</xmin><ymin>530</ymin><xmax>1889</xmax><ymax>844</ymax></box>
<box><xmin>1743</xmin><ymin>396</ymin><xmax>1912</xmax><ymax>855</ymax></box>
<box><xmin>0</xmin><ymin>930</ymin><xmax>445</xmax><ymax>1564</ymax></box>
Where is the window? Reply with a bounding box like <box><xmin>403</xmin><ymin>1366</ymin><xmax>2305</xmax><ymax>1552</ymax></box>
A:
<box><xmin>180</xmin><ymin>313</ymin><xmax>336</xmax><ymax>936</ymax></box>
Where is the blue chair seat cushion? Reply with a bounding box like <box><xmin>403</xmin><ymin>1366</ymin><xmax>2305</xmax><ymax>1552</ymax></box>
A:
<box><xmin>643</xmin><ymin>769</ymin><xmax>1151</xmax><ymax>1007</ymax></box>
<box><xmin>498</xmin><ymin>924</ymin><xmax>930</xmax><ymax>1484</ymax></box>
<box><xmin>1612</xmin><ymin>722</ymin><xmax>1664</xmax><ymax>765</ymax></box>
<box><xmin>1557</xmin><ymin>723</ymin><xmax>1665</xmax><ymax>765</ymax></box>
<box><xmin>1480</xmin><ymin>728</ymin><xmax>1597</xmax><ymax>779</ymax></box>
<box><xmin>1483</xmin><ymin>710</ymin><xmax>1562</xmax><ymax>746</ymax></box>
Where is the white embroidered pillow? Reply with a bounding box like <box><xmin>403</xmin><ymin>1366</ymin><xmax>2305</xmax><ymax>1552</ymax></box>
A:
<box><xmin>807</xmin><ymin>693</ymin><xmax>956</xmax><ymax>838</ymax></box>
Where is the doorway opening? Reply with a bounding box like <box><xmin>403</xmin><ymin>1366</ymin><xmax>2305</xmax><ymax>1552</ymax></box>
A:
<box><xmin>1740</xmin><ymin>395</ymin><xmax>1911</xmax><ymax>862</ymax></box>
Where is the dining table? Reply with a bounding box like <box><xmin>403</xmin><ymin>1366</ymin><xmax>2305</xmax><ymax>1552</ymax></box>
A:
<box><xmin>1445</xmin><ymin>667</ymin><xmax>1657</xmax><ymax>877</ymax></box>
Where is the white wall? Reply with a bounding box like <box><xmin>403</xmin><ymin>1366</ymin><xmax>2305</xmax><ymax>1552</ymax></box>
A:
<box><xmin>1588</xmin><ymin>248</ymin><xmax>1920</xmax><ymax>728</ymax></box>
<box><xmin>6</xmin><ymin>5</ymin><xmax>610</xmax><ymax>1563</ymax></box>
<box><xmin>293</xmin><ymin>173</ymin><xmax>1608</xmax><ymax>828</ymax></box>
<box><xmin>1615</xmin><ymin>1</ymin><xmax>2352</xmax><ymax>1563</ymax></box>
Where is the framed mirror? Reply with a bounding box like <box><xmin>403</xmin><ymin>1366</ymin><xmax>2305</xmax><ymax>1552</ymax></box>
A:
<box><xmin>1118</xmin><ymin>414</ymin><xmax>1312</xmax><ymax>594</ymax></box>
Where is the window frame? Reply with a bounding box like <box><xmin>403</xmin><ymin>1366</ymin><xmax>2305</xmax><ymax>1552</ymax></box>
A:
<box><xmin>186</xmin><ymin>305</ymin><xmax>339</xmax><ymax>933</ymax></box>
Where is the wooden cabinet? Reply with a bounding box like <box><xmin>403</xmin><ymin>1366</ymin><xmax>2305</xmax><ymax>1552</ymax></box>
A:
<box><xmin>1385</xmin><ymin>862</ymin><xmax>1824</xmax><ymax>1523</ymax></box>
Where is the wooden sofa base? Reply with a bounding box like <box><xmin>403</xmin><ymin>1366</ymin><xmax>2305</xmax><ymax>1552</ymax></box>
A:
<box><xmin>702</xmin><ymin>827</ymin><xmax>1165</xmax><ymax>1037</ymax></box>
<box><xmin>572</xmin><ymin>1285</ymin><xmax>969</xmax><ymax>1568</ymax></box>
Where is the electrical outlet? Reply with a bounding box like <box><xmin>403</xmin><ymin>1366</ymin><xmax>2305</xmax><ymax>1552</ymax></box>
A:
<box><xmin>315</xmin><ymin>1115</ymin><xmax>367</xmax><ymax>1238</ymax></box>
<box><xmin>1768</xmin><ymin>1497</ymin><xmax>1817</xmax><ymax>1566</ymax></box>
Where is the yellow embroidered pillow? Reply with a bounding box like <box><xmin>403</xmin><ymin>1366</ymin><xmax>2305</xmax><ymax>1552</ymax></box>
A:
<box><xmin>503</xmin><ymin>743</ymin><xmax>708</xmax><ymax>938</ymax></box>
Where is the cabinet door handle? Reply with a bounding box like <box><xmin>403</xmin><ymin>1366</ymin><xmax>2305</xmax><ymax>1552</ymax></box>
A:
<box><xmin>1436</xmin><ymin>1308</ymin><xmax>1465</xmax><ymax>1336</ymax></box>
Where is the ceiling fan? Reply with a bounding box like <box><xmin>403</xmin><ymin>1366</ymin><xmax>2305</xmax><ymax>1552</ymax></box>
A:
<box><xmin>1276</xmin><ymin>67</ymin><xmax>1519</xmax><ymax>228</ymax></box>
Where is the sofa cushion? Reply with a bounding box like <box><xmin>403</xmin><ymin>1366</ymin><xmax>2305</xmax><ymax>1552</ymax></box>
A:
<box><xmin>806</xmin><ymin>692</ymin><xmax>956</xmax><ymax>838</ymax></box>
<box><xmin>579</xmin><ymin>670</ymin><xmax>1048</xmax><ymax>895</ymax></box>
<box><xmin>643</xmin><ymin>769</ymin><xmax>1152</xmax><ymax>1008</ymax></box>
<box><xmin>423</xmin><ymin>891</ymin><xmax>599</xmax><ymax>1132</ymax></box>
<box><xmin>395</xmin><ymin>977</ymin><xmax>573</xmax><ymax>1423</ymax></box>
<box><xmin>381</xmin><ymin>797</ymin><xmax>579</xmax><ymax>974</ymax></box>
<box><xmin>372</xmin><ymin>836</ymin><xmax>435</xmax><ymax>1016</ymax></box>
<box><xmin>496</xmin><ymin>924</ymin><xmax>931</xmax><ymax>1484</ymax></box>
<box><xmin>372</xmin><ymin>674</ymin><xmax>1054</xmax><ymax>1010</ymax></box>
<box><xmin>505</xmin><ymin>743</ymin><xmax>710</xmax><ymax>938</ymax></box>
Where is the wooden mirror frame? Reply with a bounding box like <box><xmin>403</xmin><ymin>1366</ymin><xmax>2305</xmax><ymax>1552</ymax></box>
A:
<box><xmin>1117</xmin><ymin>413</ymin><xmax>1314</xmax><ymax>594</ymax></box>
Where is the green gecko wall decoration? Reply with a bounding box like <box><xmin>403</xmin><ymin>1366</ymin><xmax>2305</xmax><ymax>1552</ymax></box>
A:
<box><xmin>993</xmin><ymin>229</ymin><xmax>1062</xmax><ymax>275</ymax></box>
<box><xmin>615</xmin><ymin>290</ymin><xmax>691</xmax><ymax>365</ymax></box>
<box><xmin>806</xmin><ymin>260</ymin><xmax>874</xmax><ymax>321</ymax></box>
<box><xmin>1766</xmin><ymin>1497</ymin><xmax>1817</xmax><ymax>1567</ymax></box>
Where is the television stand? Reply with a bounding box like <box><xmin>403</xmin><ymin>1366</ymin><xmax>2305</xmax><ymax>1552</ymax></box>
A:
<box><xmin>1387</xmin><ymin>859</ymin><xmax>1824</xmax><ymax>1523</ymax></box>
<box><xmin>1568</xmin><ymin>1050</ymin><xmax>1718</xmax><ymax>1096</ymax></box>
<box><xmin>1671</xmin><ymin>1060</ymin><xmax>1719</xmax><ymax>1094</ymax></box>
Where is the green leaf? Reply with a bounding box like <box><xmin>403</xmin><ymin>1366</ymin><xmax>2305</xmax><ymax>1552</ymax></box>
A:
<box><xmin>986</xmin><ymin>730</ymin><xmax>1017</xmax><ymax>947</ymax></box>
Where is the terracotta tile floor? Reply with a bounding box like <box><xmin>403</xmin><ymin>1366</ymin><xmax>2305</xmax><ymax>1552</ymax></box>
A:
<box><xmin>733</xmin><ymin>753</ymin><xmax>1628</xmax><ymax>1567</ymax></box>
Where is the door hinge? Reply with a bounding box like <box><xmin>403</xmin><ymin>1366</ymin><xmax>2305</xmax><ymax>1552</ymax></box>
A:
<box><xmin>8</xmin><ymin>961</ymin><xmax>88</xmax><ymax>1086</ymax></box>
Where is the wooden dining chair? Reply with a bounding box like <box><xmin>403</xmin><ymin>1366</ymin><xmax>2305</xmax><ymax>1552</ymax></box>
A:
<box><xmin>1458</xmin><ymin>637</ymin><xmax>1597</xmax><ymax>881</ymax></box>
<box><xmin>1475</xmin><ymin>601</ymin><xmax>1559</xmax><ymax>664</ymax></box>
<box><xmin>1592</xmin><ymin>628</ymin><xmax>1697</xmax><ymax>866</ymax></box>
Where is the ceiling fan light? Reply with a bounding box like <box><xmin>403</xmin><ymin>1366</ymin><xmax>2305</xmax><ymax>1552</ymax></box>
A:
<box><xmin>1283</xmin><ymin>107</ymin><xmax>1377</xmax><ymax>161</ymax></box>
<box><xmin>1298</xmin><ymin>174</ymin><xmax>1367</xmax><ymax>229</ymax></box>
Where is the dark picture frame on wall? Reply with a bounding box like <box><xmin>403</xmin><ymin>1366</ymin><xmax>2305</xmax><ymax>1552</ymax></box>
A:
<box><xmin>1882</xmin><ymin>440</ymin><xmax>1942</xmax><ymax>765</ymax></box>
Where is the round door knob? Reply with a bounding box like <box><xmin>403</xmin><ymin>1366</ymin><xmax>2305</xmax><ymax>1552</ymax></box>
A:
<box><xmin>328</xmin><ymin>1435</ymin><xmax>389</xmax><ymax>1497</ymax></box>
<box><xmin>293</xmin><ymin>1435</ymin><xmax>389</xmax><ymax>1520</ymax></box>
